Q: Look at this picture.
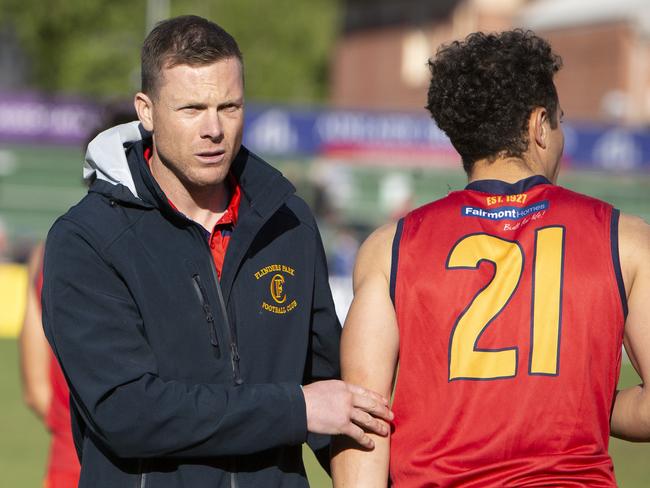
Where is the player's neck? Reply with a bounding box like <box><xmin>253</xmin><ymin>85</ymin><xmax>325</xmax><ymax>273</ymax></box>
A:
<box><xmin>468</xmin><ymin>156</ymin><xmax>552</xmax><ymax>184</ymax></box>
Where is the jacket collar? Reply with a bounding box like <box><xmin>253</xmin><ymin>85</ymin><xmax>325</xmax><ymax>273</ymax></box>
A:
<box><xmin>230</xmin><ymin>146</ymin><xmax>296</xmax><ymax>220</ymax></box>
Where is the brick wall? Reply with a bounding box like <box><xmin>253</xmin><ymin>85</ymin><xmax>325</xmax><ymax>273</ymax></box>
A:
<box><xmin>330</xmin><ymin>3</ymin><xmax>650</xmax><ymax>124</ymax></box>
<box><xmin>542</xmin><ymin>22</ymin><xmax>632</xmax><ymax>123</ymax></box>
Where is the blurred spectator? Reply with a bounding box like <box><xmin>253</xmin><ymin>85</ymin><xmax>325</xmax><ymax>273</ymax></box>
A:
<box><xmin>310</xmin><ymin>163</ymin><xmax>355</xmax><ymax>222</ymax></box>
<box><xmin>379</xmin><ymin>171</ymin><xmax>414</xmax><ymax>221</ymax></box>
<box><xmin>328</xmin><ymin>226</ymin><xmax>360</xmax><ymax>277</ymax></box>
<box><xmin>327</xmin><ymin>225</ymin><xmax>360</xmax><ymax>323</ymax></box>
<box><xmin>0</xmin><ymin>217</ymin><xmax>9</xmax><ymax>262</ymax></box>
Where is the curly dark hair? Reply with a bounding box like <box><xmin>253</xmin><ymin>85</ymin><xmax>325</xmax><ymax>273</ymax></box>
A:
<box><xmin>426</xmin><ymin>29</ymin><xmax>562</xmax><ymax>174</ymax></box>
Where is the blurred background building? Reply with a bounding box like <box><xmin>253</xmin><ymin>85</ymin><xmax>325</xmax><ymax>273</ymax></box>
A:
<box><xmin>523</xmin><ymin>0</ymin><xmax>650</xmax><ymax>124</ymax></box>
<box><xmin>332</xmin><ymin>0</ymin><xmax>650</xmax><ymax>125</ymax></box>
<box><xmin>331</xmin><ymin>0</ymin><xmax>522</xmax><ymax>110</ymax></box>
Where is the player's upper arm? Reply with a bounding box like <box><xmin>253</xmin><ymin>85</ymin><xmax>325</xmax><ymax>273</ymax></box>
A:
<box><xmin>18</xmin><ymin>243</ymin><xmax>51</xmax><ymax>420</ymax></box>
<box><xmin>619</xmin><ymin>213</ymin><xmax>650</xmax><ymax>383</ymax></box>
<box><xmin>611</xmin><ymin>212</ymin><xmax>650</xmax><ymax>440</ymax></box>
<box><xmin>332</xmin><ymin>223</ymin><xmax>400</xmax><ymax>488</ymax></box>
<box><xmin>341</xmin><ymin>222</ymin><xmax>400</xmax><ymax>396</ymax></box>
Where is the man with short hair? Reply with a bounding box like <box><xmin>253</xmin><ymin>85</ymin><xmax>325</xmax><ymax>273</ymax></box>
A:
<box><xmin>331</xmin><ymin>29</ymin><xmax>650</xmax><ymax>487</ymax></box>
<box><xmin>43</xmin><ymin>15</ymin><xmax>390</xmax><ymax>488</ymax></box>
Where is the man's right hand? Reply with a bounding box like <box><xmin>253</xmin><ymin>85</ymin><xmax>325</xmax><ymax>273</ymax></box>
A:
<box><xmin>302</xmin><ymin>380</ymin><xmax>393</xmax><ymax>449</ymax></box>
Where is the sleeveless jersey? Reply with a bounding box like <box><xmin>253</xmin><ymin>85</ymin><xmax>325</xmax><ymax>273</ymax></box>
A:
<box><xmin>390</xmin><ymin>176</ymin><xmax>626</xmax><ymax>487</ymax></box>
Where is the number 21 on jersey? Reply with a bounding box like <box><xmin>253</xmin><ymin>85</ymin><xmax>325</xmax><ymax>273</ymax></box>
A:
<box><xmin>446</xmin><ymin>226</ymin><xmax>565</xmax><ymax>381</ymax></box>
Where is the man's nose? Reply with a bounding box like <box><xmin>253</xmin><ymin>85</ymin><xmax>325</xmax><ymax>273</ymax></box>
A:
<box><xmin>200</xmin><ymin>110</ymin><xmax>224</xmax><ymax>141</ymax></box>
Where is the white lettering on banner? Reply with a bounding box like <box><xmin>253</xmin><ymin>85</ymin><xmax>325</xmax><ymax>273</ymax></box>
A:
<box><xmin>314</xmin><ymin>112</ymin><xmax>451</xmax><ymax>146</ymax></box>
<box><xmin>247</xmin><ymin>110</ymin><xmax>299</xmax><ymax>154</ymax></box>
<box><xmin>0</xmin><ymin>104</ymin><xmax>49</xmax><ymax>133</ymax></box>
<box><xmin>0</xmin><ymin>100</ymin><xmax>100</xmax><ymax>140</ymax></box>
<box><xmin>594</xmin><ymin>129</ymin><xmax>640</xmax><ymax>170</ymax></box>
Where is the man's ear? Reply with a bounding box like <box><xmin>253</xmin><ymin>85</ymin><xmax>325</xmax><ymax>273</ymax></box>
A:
<box><xmin>530</xmin><ymin>107</ymin><xmax>549</xmax><ymax>150</ymax></box>
<box><xmin>134</xmin><ymin>92</ymin><xmax>154</xmax><ymax>132</ymax></box>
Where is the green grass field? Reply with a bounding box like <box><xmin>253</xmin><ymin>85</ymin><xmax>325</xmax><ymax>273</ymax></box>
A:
<box><xmin>1</xmin><ymin>340</ymin><xmax>649</xmax><ymax>487</ymax></box>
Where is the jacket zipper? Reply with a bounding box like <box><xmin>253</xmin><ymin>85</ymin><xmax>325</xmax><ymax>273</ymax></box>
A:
<box><xmin>208</xmin><ymin>262</ymin><xmax>243</xmax><ymax>386</ymax></box>
<box><xmin>191</xmin><ymin>274</ymin><xmax>220</xmax><ymax>354</ymax></box>
<box><xmin>138</xmin><ymin>460</ymin><xmax>147</xmax><ymax>488</ymax></box>
<box><xmin>211</xmin><ymin>266</ymin><xmax>242</xmax><ymax>488</ymax></box>
<box><xmin>203</xmin><ymin>241</ymin><xmax>242</xmax><ymax>488</ymax></box>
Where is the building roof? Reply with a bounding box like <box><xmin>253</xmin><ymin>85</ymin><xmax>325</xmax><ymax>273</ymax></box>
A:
<box><xmin>342</xmin><ymin>0</ymin><xmax>460</xmax><ymax>33</ymax></box>
<box><xmin>520</xmin><ymin>0</ymin><xmax>650</xmax><ymax>33</ymax></box>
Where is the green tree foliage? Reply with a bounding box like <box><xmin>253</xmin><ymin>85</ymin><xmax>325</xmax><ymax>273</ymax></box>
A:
<box><xmin>178</xmin><ymin>0</ymin><xmax>340</xmax><ymax>103</ymax></box>
<box><xmin>0</xmin><ymin>0</ymin><xmax>340</xmax><ymax>103</ymax></box>
<box><xmin>1</xmin><ymin>0</ymin><xmax>145</xmax><ymax>97</ymax></box>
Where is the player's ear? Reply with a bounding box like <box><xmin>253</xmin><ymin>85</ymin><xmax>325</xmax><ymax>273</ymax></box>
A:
<box><xmin>531</xmin><ymin>107</ymin><xmax>549</xmax><ymax>150</ymax></box>
<box><xmin>134</xmin><ymin>92</ymin><xmax>154</xmax><ymax>132</ymax></box>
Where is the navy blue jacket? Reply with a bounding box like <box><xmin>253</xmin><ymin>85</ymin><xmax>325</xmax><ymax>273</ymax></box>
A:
<box><xmin>42</xmin><ymin>124</ymin><xmax>341</xmax><ymax>487</ymax></box>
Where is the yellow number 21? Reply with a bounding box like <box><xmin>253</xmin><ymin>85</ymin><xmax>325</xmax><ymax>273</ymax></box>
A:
<box><xmin>446</xmin><ymin>227</ymin><xmax>565</xmax><ymax>381</ymax></box>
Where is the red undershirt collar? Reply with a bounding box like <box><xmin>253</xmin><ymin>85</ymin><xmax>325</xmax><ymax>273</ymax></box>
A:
<box><xmin>142</xmin><ymin>146</ymin><xmax>241</xmax><ymax>231</ymax></box>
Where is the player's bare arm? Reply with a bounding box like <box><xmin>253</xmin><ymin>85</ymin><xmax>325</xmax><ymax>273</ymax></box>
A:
<box><xmin>331</xmin><ymin>222</ymin><xmax>399</xmax><ymax>487</ymax></box>
<box><xmin>18</xmin><ymin>244</ymin><xmax>51</xmax><ymax>420</ymax></box>
<box><xmin>610</xmin><ymin>213</ymin><xmax>650</xmax><ymax>440</ymax></box>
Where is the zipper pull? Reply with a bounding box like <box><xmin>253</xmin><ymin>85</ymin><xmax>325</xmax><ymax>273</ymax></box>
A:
<box><xmin>230</xmin><ymin>343</ymin><xmax>240</xmax><ymax>361</ymax></box>
<box><xmin>202</xmin><ymin>306</ymin><xmax>218</xmax><ymax>350</ymax></box>
<box><xmin>192</xmin><ymin>275</ymin><xmax>220</xmax><ymax>352</ymax></box>
<box><xmin>230</xmin><ymin>344</ymin><xmax>243</xmax><ymax>385</ymax></box>
<box><xmin>208</xmin><ymin>324</ymin><xmax>219</xmax><ymax>348</ymax></box>
<box><xmin>204</xmin><ymin>308</ymin><xmax>214</xmax><ymax>322</ymax></box>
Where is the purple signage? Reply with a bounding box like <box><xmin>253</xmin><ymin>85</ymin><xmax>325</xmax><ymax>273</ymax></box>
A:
<box><xmin>0</xmin><ymin>91</ymin><xmax>102</xmax><ymax>145</ymax></box>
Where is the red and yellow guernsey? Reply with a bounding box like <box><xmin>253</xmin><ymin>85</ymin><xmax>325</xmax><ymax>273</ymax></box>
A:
<box><xmin>390</xmin><ymin>176</ymin><xmax>626</xmax><ymax>487</ymax></box>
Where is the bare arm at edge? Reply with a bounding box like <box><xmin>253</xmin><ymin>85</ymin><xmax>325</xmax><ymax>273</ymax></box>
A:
<box><xmin>18</xmin><ymin>243</ymin><xmax>51</xmax><ymax>421</ymax></box>
<box><xmin>610</xmin><ymin>213</ymin><xmax>650</xmax><ymax>440</ymax></box>
<box><xmin>331</xmin><ymin>223</ymin><xmax>400</xmax><ymax>487</ymax></box>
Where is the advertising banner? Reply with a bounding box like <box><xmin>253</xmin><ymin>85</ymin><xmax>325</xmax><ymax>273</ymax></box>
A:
<box><xmin>1</xmin><ymin>91</ymin><xmax>649</xmax><ymax>171</ymax></box>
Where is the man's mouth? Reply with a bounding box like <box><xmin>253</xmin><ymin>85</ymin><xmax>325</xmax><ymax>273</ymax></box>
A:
<box><xmin>195</xmin><ymin>150</ymin><xmax>226</xmax><ymax>164</ymax></box>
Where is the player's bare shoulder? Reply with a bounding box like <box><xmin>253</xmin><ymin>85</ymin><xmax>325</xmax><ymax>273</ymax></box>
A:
<box><xmin>353</xmin><ymin>222</ymin><xmax>398</xmax><ymax>287</ymax></box>
<box><xmin>618</xmin><ymin>212</ymin><xmax>650</xmax><ymax>294</ymax></box>
<box><xmin>360</xmin><ymin>222</ymin><xmax>398</xmax><ymax>257</ymax></box>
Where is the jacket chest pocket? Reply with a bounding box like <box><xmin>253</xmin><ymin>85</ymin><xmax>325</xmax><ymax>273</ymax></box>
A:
<box><xmin>183</xmin><ymin>260</ymin><xmax>222</xmax><ymax>360</ymax></box>
<box><xmin>191</xmin><ymin>273</ymin><xmax>221</xmax><ymax>356</ymax></box>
